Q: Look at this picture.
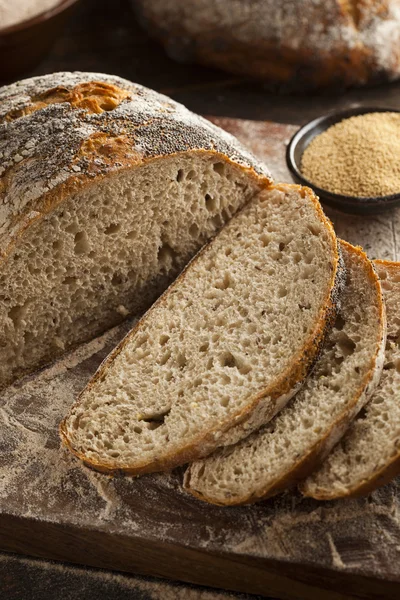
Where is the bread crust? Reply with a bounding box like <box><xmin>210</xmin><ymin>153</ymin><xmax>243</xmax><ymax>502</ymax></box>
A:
<box><xmin>60</xmin><ymin>184</ymin><xmax>343</xmax><ymax>476</ymax></box>
<box><xmin>184</xmin><ymin>242</ymin><xmax>386</xmax><ymax>506</ymax></box>
<box><xmin>132</xmin><ymin>0</ymin><xmax>400</xmax><ymax>90</ymax></box>
<box><xmin>0</xmin><ymin>72</ymin><xmax>271</xmax><ymax>262</ymax></box>
<box><xmin>300</xmin><ymin>259</ymin><xmax>400</xmax><ymax>500</ymax></box>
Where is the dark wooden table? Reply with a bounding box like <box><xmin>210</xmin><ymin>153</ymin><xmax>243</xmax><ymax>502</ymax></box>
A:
<box><xmin>3</xmin><ymin>0</ymin><xmax>400</xmax><ymax>598</ymax></box>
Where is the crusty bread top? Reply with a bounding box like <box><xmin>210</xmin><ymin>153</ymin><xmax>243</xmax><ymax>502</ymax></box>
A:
<box><xmin>0</xmin><ymin>72</ymin><xmax>271</xmax><ymax>259</ymax></box>
<box><xmin>133</xmin><ymin>0</ymin><xmax>400</xmax><ymax>87</ymax></box>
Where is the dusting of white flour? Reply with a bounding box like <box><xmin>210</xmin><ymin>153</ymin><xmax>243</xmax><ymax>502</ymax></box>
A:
<box><xmin>0</xmin><ymin>0</ymin><xmax>60</xmax><ymax>29</ymax></box>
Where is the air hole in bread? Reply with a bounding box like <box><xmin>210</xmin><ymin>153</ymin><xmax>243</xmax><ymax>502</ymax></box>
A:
<box><xmin>335</xmin><ymin>315</ymin><xmax>346</xmax><ymax>330</ymax></box>
<box><xmin>62</xmin><ymin>276</ymin><xmax>78</xmax><ymax>286</ymax></box>
<box><xmin>8</xmin><ymin>305</ymin><xmax>25</xmax><ymax>328</ymax></box>
<box><xmin>199</xmin><ymin>342</ymin><xmax>209</xmax><ymax>352</ymax></box>
<box><xmin>65</xmin><ymin>222</ymin><xmax>79</xmax><ymax>234</ymax></box>
<box><xmin>134</xmin><ymin>426</ymin><xmax>142</xmax><ymax>434</ymax></box>
<box><xmin>104</xmin><ymin>223</ymin><xmax>121</xmax><ymax>235</ymax></box>
<box><xmin>159</xmin><ymin>349</ymin><xmax>172</xmax><ymax>366</ymax></box>
<box><xmin>126</xmin><ymin>230</ymin><xmax>136</xmax><ymax>240</ymax></box>
<box><xmin>298</xmin><ymin>302</ymin><xmax>311</xmax><ymax>310</ymax></box>
<box><xmin>159</xmin><ymin>334</ymin><xmax>170</xmax><ymax>346</ymax></box>
<box><xmin>52</xmin><ymin>240</ymin><xmax>62</xmax><ymax>251</ymax></box>
<box><xmin>239</xmin><ymin>363</ymin><xmax>252</xmax><ymax>375</ymax></box>
<box><xmin>187</xmin><ymin>170</ymin><xmax>197</xmax><ymax>181</ymax></box>
<box><xmin>220</xmin><ymin>397</ymin><xmax>230</xmax><ymax>407</ymax></box>
<box><xmin>279</xmin><ymin>242</ymin><xmax>286</xmax><ymax>252</ymax></box>
<box><xmin>189</xmin><ymin>223</ymin><xmax>199</xmax><ymax>237</ymax></box>
<box><xmin>293</xmin><ymin>252</ymin><xmax>302</xmax><ymax>264</ymax></box>
<box><xmin>213</xmin><ymin>162</ymin><xmax>225</xmax><ymax>176</ymax></box>
<box><xmin>176</xmin><ymin>169</ymin><xmax>184</xmax><ymax>182</ymax></box>
<box><xmin>74</xmin><ymin>231</ymin><xmax>90</xmax><ymax>254</ymax></box>
<box><xmin>177</xmin><ymin>353</ymin><xmax>187</xmax><ymax>369</ymax></box>
<box><xmin>111</xmin><ymin>273</ymin><xmax>124</xmax><ymax>286</ymax></box>
<box><xmin>220</xmin><ymin>351</ymin><xmax>237</xmax><ymax>369</ymax></box>
<box><xmin>278</xmin><ymin>287</ymin><xmax>288</xmax><ymax>298</ymax></box>
<box><xmin>304</xmin><ymin>253</ymin><xmax>315</xmax><ymax>264</ymax></box>
<box><xmin>308</xmin><ymin>224</ymin><xmax>321</xmax><ymax>236</ymax></box>
<box><xmin>212</xmin><ymin>214</ymin><xmax>223</xmax><ymax>228</ymax></box>
<box><xmin>357</xmin><ymin>406</ymin><xmax>368</xmax><ymax>420</ymax></box>
<box><xmin>337</xmin><ymin>332</ymin><xmax>356</xmax><ymax>356</ymax></box>
<box><xmin>221</xmin><ymin>208</ymin><xmax>231</xmax><ymax>222</ymax></box>
<box><xmin>158</xmin><ymin>242</ymin><xmax>177</xmax><ymax>268</ymax></box>
<box><xmin>260</xmin><ymin>234</ymin><xmax>271</xmax><ymax>247</ymax></box>
<box><xmin>134</xmin><ymin>333</ymin><xmax>149</xmax><ymax>349</ymax></box>
<box><xmin>142</xmin><ymin>407</ymin><xmax>171</xmax><ymax>430</ymax></box>
<box><xmin>215</xmin><ymin>272</ymin><xmax>232</xmax><ymax>290</ymax></box>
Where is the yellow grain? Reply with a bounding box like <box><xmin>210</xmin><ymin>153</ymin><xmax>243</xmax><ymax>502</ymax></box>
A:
<box><xmin>301</xmin><ymin>112</ymin><xmax>400</xmax><ymax>198</ymax></box>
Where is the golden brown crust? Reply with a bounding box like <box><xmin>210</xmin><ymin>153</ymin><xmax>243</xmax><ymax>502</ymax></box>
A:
<box><xmin>133</xmin><ymin>0</ymin><xmax>400</xmax><ymax>90</ymax></box>
<box><xmin>60</xmin><ymin>184</ymin><xmax>342</xmax><ymax>476</ymax></box>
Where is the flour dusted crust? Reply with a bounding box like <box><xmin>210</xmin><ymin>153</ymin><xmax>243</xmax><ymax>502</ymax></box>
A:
<box><xmin>133</xmin><ymin>0</ymin><xmax>400</xmax><ymax>89</ymax></box>
<box><xmin>0</xmin><ymin>71</ymin><xmax>271</xmax><ymax>260</ymax></box>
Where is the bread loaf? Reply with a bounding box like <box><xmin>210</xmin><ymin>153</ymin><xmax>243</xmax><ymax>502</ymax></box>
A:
<box><xmin>60</xmin><ymin>183</ymin><xmax>343</xmax><ymax>476</ymax></box>
<box><xmin>184</xmin><ymin>242</ymin><xmax>386</xmax><ymax>505</ymax></box>
<box><xmin>301</xmin><ymin>260</ymin><xmax>400</xmax><ymax>499</ymax></box>
<box><xmin>0</xmin><ymin>71</ymin><xmax>272</xmax><ymax>389</ymax></box>
<box><xmin>132</xmin><ymin>0</ymin><xmax>400</xmax><ymax>90</ymax></box>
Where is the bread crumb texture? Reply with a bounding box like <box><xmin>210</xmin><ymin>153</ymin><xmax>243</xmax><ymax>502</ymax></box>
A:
<box><xmin>61</xmin><ymin>184</ymin><xmax>340</xmax><ymax>475</ymax></box>
<box><xmin>184</xmin><ymin>242</ymin><xmax>386</xmax><ymax>505</ymax></box>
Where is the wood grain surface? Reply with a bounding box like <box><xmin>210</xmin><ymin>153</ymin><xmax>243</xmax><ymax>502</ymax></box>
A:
<box><xmin>1</xmin><ymin>117</ymin><xmax>400</xmax><ymax>600</ymax></box>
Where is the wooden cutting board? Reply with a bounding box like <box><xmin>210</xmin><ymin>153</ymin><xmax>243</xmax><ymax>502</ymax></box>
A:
<box><xmin>1</xmin><ymin>117</ymin><xmax>400</xmax><ymax>600</ymax></box>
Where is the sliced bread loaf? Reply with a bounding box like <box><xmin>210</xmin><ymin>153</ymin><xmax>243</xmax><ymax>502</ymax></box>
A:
<box><xmin>0</xmin><ymin>71</ymin><xmax>271</xmax><ymax>389</ymax></box>
<box><xmin>183</xmin><ymin>242</ymin><xmax>386</xmax><ymax>505</ymax></box>
<box><xmin>60</xmin><ymin>183</ymin><xmax>343</xmax><ymax>475</ymax></box>
<box><xmin>301</xmin><ymin>260</ymin><xmax>400</xmax><ymax>499</ymax></box>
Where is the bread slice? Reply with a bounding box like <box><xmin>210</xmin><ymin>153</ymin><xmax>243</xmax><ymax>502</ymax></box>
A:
<box><xmin>0</xmin><ymin>71</ymin><xmax>272</xmax><ymax>389</ymax></box>
<box><xmin>183</xmin><ymin>242</ymin><xmax>386</xmax><ymax>505</ymax></box>
<box><xmin>60</xmin><ymin>183</ymin><xmax>343</xmax><ymax>476</ymax></box>
<box><xmin>301</xmin><ymin>260</ymin><xmax>400</xmax><ymax>500</ymax></box>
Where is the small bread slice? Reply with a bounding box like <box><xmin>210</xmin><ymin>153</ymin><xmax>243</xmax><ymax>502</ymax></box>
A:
<box><xmin>301</xmin><ymin>260</ymin><xmax>400</xmax><ymax>500</ymax></box>
<box><xmin>183</xmin><ymin>242</ymin><xmax>386</xmax><ymax>505</ymax></box>
<box><xmin>60</xmin><ymin>183</ymin><xmax>342</xmax><ymax>475</ymax></box>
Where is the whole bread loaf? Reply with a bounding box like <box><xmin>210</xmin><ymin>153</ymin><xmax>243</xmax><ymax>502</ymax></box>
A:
<box><xmin>0</xmin><ymin>71</ymin><xmax>272</xmax><ymax>389</ymax></box>
<box><xmin>61</xmin><ymin>184</ymin><xmax>343</xmax><ymax>476</ymax></box>
<box><xmin>132</xmin><ymin>0</ymin><xmax>400</xmax><ymax>90</ymax></box>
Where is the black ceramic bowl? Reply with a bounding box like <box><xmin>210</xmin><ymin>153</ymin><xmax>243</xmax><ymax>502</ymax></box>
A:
<box><xmin>286</xmin><ymin>107</ymin><xmax>400</xmax><ymax>215</ymax></box>
<box><xmin>0</xmin><ymin>0</ymin><xmax>80</xmax><ymax>83</ymax></box>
